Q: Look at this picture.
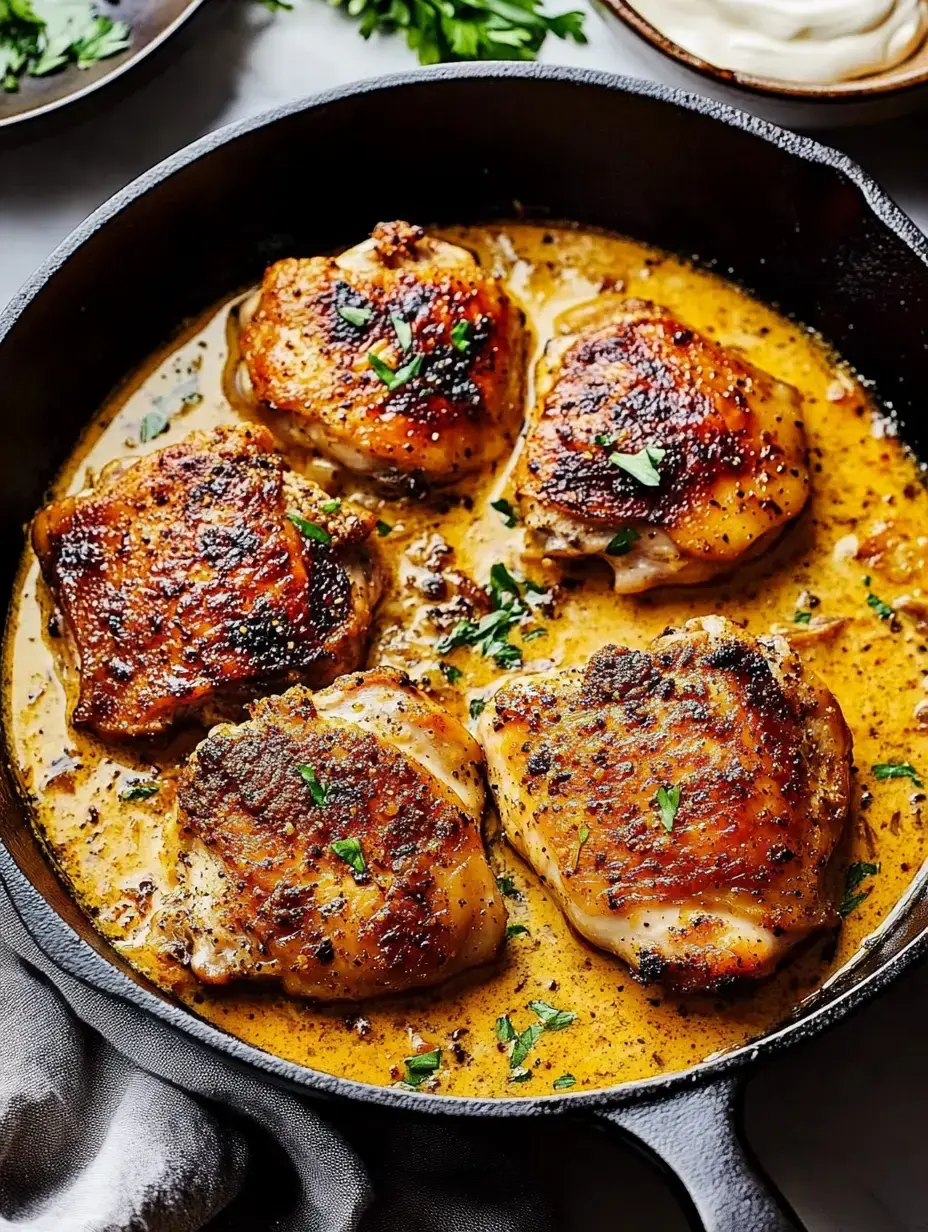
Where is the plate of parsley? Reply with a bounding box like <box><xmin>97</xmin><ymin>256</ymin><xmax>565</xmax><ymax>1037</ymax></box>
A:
<box><xmin>0</xmin><ymin>0</ymin><xmax>202</xmax><ymax>126</ymax></box>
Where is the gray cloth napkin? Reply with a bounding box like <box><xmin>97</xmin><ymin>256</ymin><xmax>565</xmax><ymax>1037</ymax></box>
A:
<box><xmin>0</xmin><ymin>890</ymin><xmax>552</xmax><ymax>1232</ymax></box>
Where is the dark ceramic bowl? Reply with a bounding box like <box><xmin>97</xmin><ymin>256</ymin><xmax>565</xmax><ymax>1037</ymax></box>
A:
<box><xmin>603</xmin><ymin>0</ymin><xmax>928</xmax><ymax>127</ymax></box>
<box><xmin>0</xmin><ymin>0</ymin><xmax>202</xmax><ymax>128</ymax></box>
<box><xmin>2</xmin><ymin>65</ymin><xmax>928</xmax><ymax>1232</ymax></box>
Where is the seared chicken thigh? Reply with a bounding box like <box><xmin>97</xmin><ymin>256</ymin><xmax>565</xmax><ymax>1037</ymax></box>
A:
<box><xmin>239</xmin><ymin>221</ymin><xmax>526</xmax><ymax>488</ymax></box>
<box><xmin>175</xmin><ymin>670</ymin><xmax>506</xmax><ymax>999</ymax></box>
<box><xmin>516</xmin><ymin>297</ymin><xmax>809</xmax><ymax>591</ymax></box>
<box><xmin>479</xmin><ymin>617</ymin><xmax>851</xmax><ymax>992</ymax></box>
<box><xmin>33</xmin><ymin>425</ymin><xmax>382</xmax><ymax>739</ymax></box>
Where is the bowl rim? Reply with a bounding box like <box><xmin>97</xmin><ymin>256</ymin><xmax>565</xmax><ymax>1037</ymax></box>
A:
<box><xmin>603</xmin><ymin>0</ymin><xmax>928</xmax><ymax>102</ymax></box>
<box><xmin>3</xmin><ymin>61</ymin><xmax>928</xmax><ymax>1118</ymax></box>
<box><xmin>0</xmin><ymin>0</ymin><xmax>204</xmax><ymax>130</ymax></box>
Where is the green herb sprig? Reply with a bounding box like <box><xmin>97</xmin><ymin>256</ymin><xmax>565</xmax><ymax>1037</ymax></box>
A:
<box><xmin>839</xmin><ymin>861</ymin><xmax>880</xmax><ymax>917</ymax></box>
<box><xmin>324</xmin><ymin>0</ymin><xmax>585</xmax><ymax>67</ymax></box>
<box><xmin>1</xmin><ymin>0</ymin><xmax>131</xmax><ymax>93</ymax></box>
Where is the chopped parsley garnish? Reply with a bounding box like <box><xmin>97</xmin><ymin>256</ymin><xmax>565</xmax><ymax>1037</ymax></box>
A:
<box><xmin>321</xmin><ymin>498</ymin><xmax>342</xmax><ymax>514</ymax></box>
<box><xmin>287</xmin><ymin>512</ymin><xmax>332</xmax><ymax>546</ymax></box>
<box><xmin>793</xmin><ymin>610</ymin><xmax>812</xmax><ymax>625</ymax></box>
<box><xmin>330</xmin><ymin>836</ymin><xmax>367</xmax><ymax>876</ymax></box>
<box><xmin>375</xmin><ymin>520</ymin><xmax>393</xmax><ymax>537</ymax></box>
<box><xmin>609</xmin><ymin>445</ymin><xmax>666</xmax><ymax>488</ymax></box>
<box><xmin>139</xmin><ymin>408</ymin><xmax>169</xmax><ymax>444</ymax></box>
<box><xmin>337</xmin><ymin>304</ymin><xmax>373</xmax><ymax>328</ymax></box>
<box><xmin>553</xmin><ymin>1074</ymin><xmax>576</xmax><ymax>1090</ymax></box>
<box><xmin>839</xmin><ymin>861</ymin><xmax>880</xmax><ymax>917</ymax></box>
<box><xmin>469</xmin><ymin>698</ymin><xmax>486</xmax><ymax>721</ymax></box>
<box><xmin>505</xmin><ymin>923</ymin><xmax>529</xmax><ymax>939</ymax></box>
<box><xmin>319</xmin><ymin>0</ymin><xmax>584</xmax><ymax>66</ymax></box>
<box><xmin>390</xmin><ymin>313</ymin><xmax>413</xmax><ymax>352</ymax></box>
<box><xmin>496</xmin><ymin>874</ymin><xmax>520</xmax><ymax>899</ymax></box>
<box><xmin>873</xmin><ymin>761</ymin><xmax>923</xmax><ymax>787</ymax></box>
<box><xmin>0</xmin><ymin>0</ymin><xmax>131</xmax><ymax>93</ymax></box>
<box><xmin>298</xmin><ymin>764</ymin><xmax>338</xmax><ymax>807</ymax></box>
<box><xmin>606</xmin><ymin>527</ymin><xmax>640</xmax><ymax>557</ymax></box>
<box><xmin>593</xmin><ymin>433</ymin><xmax>615</xmax><ymax>448</ymax></box>
<box><xmin>570</xmin><ymin>825</ymin><xmax>590</xmax><ymax>871</ymax></box>
<box><xmin>509</xmin><ymin>1022</ymin><xmax>545</xmax><ymax>1068</ymax></box>
<box><xmin>368</xmin><ymin>349</ymin><xmax>423</xmax><ymax>391</ymax></box>
<box><xmin>522</xmin><ymin>628</ymin><xmax>547</xmax><ymax>642</ymax></box>
<box><xmin>490</xmin><ymin>497</ymin><xmax>518</xmax><ymax>528</ymax></box>
<box><xmin>434</xmin><ymin>564</ymin><xmax>550</xmax><ymax>670</ymax></box>
<box><xmin>118</xmin><ymin>780</ymin><xmax>159</xmax><ymax>801</ymax></box>
<box><xmin>656</xmin><ymin>785</ymin><xmax>681</xmax><ymax>833</ymax></box>
<box><xmin>496</xmin><ymin>1014</ymin><xmax>517</xmax><ymax>1043</ymax></box>
<box><xmin>527</xmin><ymin>1000</ymin><xmax>576</xmax><ymax>1030</ymax></box>
<box><xmin>403</xmin><ymin>1048</ymin><xmax>441</xmax><ymax>1087</ymax></box>
<box><xmin>451</xmin><ymin>319</ymin><xmax>474</xmax><ymax>352</ymax></box>
<box><xmin>509</xmin><ymin>1067</ymin><xmax>532</xmax><ymax>1083</ymax></box>
<box><xmin>439</xmin><ymin>662</ymin><xmax>463</xmax><ymax>685</ymax></box>
<box><xmin>866</xmin><ymin>592</ymin><xmax>893</xmax><ymax>620</ymax></box>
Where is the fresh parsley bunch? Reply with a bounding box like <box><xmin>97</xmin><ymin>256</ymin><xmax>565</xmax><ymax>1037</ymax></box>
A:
<box><xmin>326</xmin><ymin>0</ymin><xmax>586</xmax><ymax>63</ymax></box>
<box><xmin>1</xmin><ymin>0</ymin><xmax>130</xmax><ymax>92</ymax></box>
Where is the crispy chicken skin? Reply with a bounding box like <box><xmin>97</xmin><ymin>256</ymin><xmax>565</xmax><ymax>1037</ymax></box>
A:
<box><xmin>174</xmin><ymin>670</ymin><xmax>506</xmax><ymax>1000</ymax></box>
<box><xmin>479</xmin><ymin>617</ymin><xmax>851</xmax><ymax>992</ymax></box>
<box><xmin>32</xmin><ymin>424</ymin><xmax>382</xmax><ymax>740</ymax></box>
<box><xmin>516</xmin><ymin>297</ymin><xmax>809</xmax><ymax>592</ymax></box>
<box><xmin>238</xmin><ymin>221</ymin><xmax>526</xmax><ymax>487</ymax></box>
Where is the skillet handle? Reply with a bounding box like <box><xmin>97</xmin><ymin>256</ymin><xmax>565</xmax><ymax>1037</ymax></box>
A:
<box><xmin>591</xmin><ymin>1076</ymin><xmax>805</xmax><ymax>1232</ymax></box>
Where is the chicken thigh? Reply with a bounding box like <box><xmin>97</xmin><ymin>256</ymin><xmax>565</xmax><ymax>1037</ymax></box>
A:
<box><xmin>32</xmin><ymin>424</ymin><xmax>382</xmax><ymax>739</ymax></box>
<box><xmin>239</xmin><ymin>220</ymin><xmax>526</xmax><ymax>488</ymax></box>
<box><xmin>516</xmin><ymin>297</ymin><xmax>809</xmax><ymax>592</ymax></box>
<box><xmin>174</xmin><ymin>670</ymin><xmax>506</xmax><ymax>999</ymax></box>
<box><xmin>479</xmin><ymin>617</ymin><xmax>851</xmax><ymax>992</ymax></box>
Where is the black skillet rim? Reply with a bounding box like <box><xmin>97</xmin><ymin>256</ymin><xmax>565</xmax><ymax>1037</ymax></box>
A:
<box><xmin>3</xmin><ymin>61</ymin><xmax>928</xmax><ymax>1118</ymax></box>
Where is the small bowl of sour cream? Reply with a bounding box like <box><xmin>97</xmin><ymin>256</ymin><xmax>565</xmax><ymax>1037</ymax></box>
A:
<box><xmin>605</xmin><ymin>0</ymin><xmax>928</xmax><ymax>126</ymax></box>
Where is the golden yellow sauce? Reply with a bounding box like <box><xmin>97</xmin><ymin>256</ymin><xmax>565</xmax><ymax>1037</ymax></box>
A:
<box><xmin>4</xmin><ymin>224</ymin><xmax>928</xmax><ymax>1099</ymax></box>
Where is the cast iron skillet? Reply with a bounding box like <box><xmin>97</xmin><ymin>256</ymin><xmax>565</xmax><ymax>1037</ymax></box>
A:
<box><xmin>2</xmin><ymin>64</ymin><xmax>928</xmax><ymax>1232</ymax></box>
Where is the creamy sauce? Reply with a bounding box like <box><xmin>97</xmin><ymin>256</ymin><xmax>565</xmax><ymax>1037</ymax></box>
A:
<box><xmin>632</xmin><ymin>0</ymin><xmax>928</xmax><ymax>83</ymax></box>
<box><xmin>4</xmin><ymin>224</ymin><xmax>928</xmax><ymax>1099</ymax></box>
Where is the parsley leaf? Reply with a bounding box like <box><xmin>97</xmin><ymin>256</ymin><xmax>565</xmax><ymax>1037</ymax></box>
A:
<box><xmin>323</xmin><ymin>0</ymin><xmax>585</xmax><ymax>66</ymax></box>
<box><xmin>331</xmin><ymin>836</ymin><xmax>367</xmax><ymax>876</ymax></box>
<box><xmin>321</xmin><ymin>498</ymin><xmax>342</xmax><ymax>514</ymax></box>
<box><xmin>866</xmin><ymin>592</ymin><xmax>893</xmax><ymax>620</ymax></box>
<box><xmin>403</xmin><ymin>1048</ymin><xmax>441</xmax><ymax>1086</ymax></box>
<box><xmin>288</xmin><ymin>512</ymin><xmax>332</xmax><ymax>546</ymax></box>
<box><xmin>656</xmin><ymin>785</ymin><xmax>681</xmax><ymax>833</ymax></box>
<box><xmin>118</xmin><ymin>779</ymin><xmax>159</xmax><ymax>801</ymax></box>
<box><xmin>439</xmin><ymin>662</ymin><xmax>462</xmax><ymax>684</ymax></box>
<box><xmin>605</xmin><ymin>527</ymin><xmax>640</xmax><ymax>557</ymax></box>
<box><xmin>527</xmin><ymin>1000</ymin><xmax>576</xmax><ymax>1030</ymax></box>
<box><xmin>139</xmin><ymin>408</ymin><xmax>169</xmax><ymax>444</ymax></box>
<box><xmin>594</xmin><ymin>433</ymin><xmax>615</xmax><ymax>448</ymax></box>
<box><xmin>570</xmin><ymin>825</ymin><xmax>590</xmax><ymax>871</ymax></box>
<box><xmin>451</xmin><ymin>319</ymin><xmax>474</xmax><ymax>352</ymax></box>
<box><xmin>839</xmin><ymin>861</ymin><xmax>880</xmax><ymax>917</ymax></box>
<box><xmin>506</xmin><ymin>923</ymin><xmax>529</xmax><ymax>939</ymax></box>
<box><xmin>376</xmin><ymin>520</ymin><xmax>393</xmax><ymax>537</ymax></box>
<box><xmin>490</xmin><ymin>497</ymin><xmax>518</xmax><ymax>528</ymax></box>
<box><xmin>0</xmin><ymin>0</ymin><xmax>131</xmax><ymax>88</ymax></box>
<box><xmin>793</xmin><ymin>610</ymin><xmax>812</xmax><ymax>625</ymax></box>
<box><xmin>496</xmin><ymin>1014</ymin><xmax>517</xmax><ymax>1043</ymax></box>
<box><xmin>337</xmin><ymin>304</ymin><xmax>373</xmax><ymax>328</ymax></box>
<box><xmin>609</xmin><ymin>445</ymin><xmax>666</xmax><ymax>488</ymax></box>
<box><xmin>510</xmin><ymin>1021</ymin><xmax>545</xmax><ymax>1068</ymax></box>
<box><xmin>553</xmin><ymin>1073</ymin><xmax>576</xmax><ymax>1090</ymax></box>
<box><xmin>522</xmin><ymin>628</ymin><xmax>546</xmax><ymax>642</ymax></box>
<box><xmin>496</xmin><ymin>875</ymin><xmax>520</xmax><ymax>899</ymax></box>
<box><xmin>390</xmin><ymin>313</ymin><xmax>413</xmax><ymax>351</ymax></box>
<box><xmin>873</xmin><ymin>762</ymin><xmax>923</xmax><ymax>787</ymax></box>
<box><xmin>469</xmin><ymin>697</ymin><xmax>486</xmax><ymax>721</ymax></box>
<box><xmin>368</xmin><ymin>349</ymin><xmax>423</xmax><ymax>391</ymax></box>
<box><xmin>298</xmin><ymin>764</ymin><xmax>337</xmax><ymax>806</ymax></box>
